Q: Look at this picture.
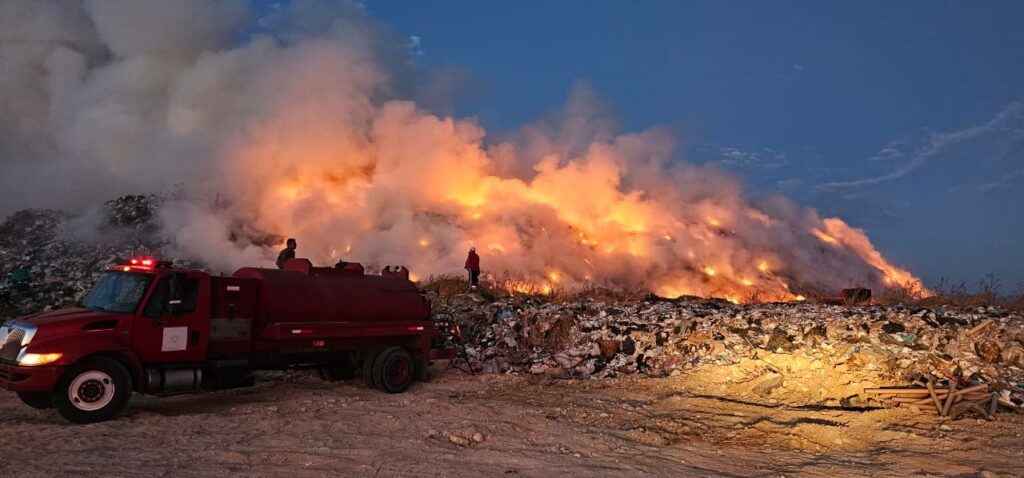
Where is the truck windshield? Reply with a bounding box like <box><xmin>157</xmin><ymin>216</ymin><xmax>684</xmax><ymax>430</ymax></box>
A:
<box><xmin>82</xmin><ymin>271</ymin><xmax>154</xmax><ymax>314</ymax></box>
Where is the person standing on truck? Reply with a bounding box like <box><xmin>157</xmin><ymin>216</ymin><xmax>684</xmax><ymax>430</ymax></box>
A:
<box><xmin>276</xmin><ymin>238</ymin><xmax>297</xmax><ymax>269</ymax></box>
<box><xmin>464</xmin><ymin>246</ymin><xmax>480</xmax><ymax>289</ymax></box>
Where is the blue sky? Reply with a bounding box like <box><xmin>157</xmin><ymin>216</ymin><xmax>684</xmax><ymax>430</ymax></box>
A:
<box><xmin>270</xmin><ymin>1</ymin><xmax>1024</xmax><ymax>289</ymax></box>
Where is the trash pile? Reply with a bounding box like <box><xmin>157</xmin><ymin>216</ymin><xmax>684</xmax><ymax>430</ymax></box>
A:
<box><xmin>0</xmin><ymin>195</ymin><xmax>165</xmax><ymax>318</ymax></box>
<box><xmin>430</xmin><ymin>291</ymin><xmax>1024</xmax><ymax>412</ymax></box>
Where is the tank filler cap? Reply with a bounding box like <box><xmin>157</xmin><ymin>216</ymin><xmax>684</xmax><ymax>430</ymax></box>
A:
<box><xmin>382</xmin><ymin>265</ymin><xmax>410</xmax><ymax>280</ymax></box>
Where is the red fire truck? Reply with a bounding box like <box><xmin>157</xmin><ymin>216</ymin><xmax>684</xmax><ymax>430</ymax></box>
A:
<box><xmin>0</xmin><ymin>258</ymin><xmax>448</xmax><ymax>423</ymax></box>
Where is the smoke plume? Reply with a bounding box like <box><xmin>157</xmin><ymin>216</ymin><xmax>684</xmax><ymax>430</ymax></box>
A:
<box><xmin>0</xmin><ymin>0</ymin><xmax>925</xmax><ymax>301</ymax></box>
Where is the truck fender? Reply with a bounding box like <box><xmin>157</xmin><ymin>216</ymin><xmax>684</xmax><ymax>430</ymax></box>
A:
<box><xmin>90</xmin><ymin>350</ymin><xmax>146</xmax><ymax>394</ymax></box>
<box><xmin>28</xmin><ymin>333</ymin><xmax>146</xmax><ymax>392</ymax></box>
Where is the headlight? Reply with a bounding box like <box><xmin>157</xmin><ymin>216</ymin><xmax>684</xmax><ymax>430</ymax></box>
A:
<box><xmin>19</xmin><ymin>352</ymin><xmax>63</xmax><ymax>366</ymax></box>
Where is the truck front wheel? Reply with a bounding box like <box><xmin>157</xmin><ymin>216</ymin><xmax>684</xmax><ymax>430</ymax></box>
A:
<box><xmin>17</xmin><ymin>391</ymin><xmax>52</xmax><ymax>409</ymax></box>
<box><xmin>51</xmin><ymin>356</ymin><xmax>132</xmax><ymax>424</ymax></box>
<box><xmin>371</xmin><ymin>346</ymin><xmax>414</xmax><ymax>393</ymax></box>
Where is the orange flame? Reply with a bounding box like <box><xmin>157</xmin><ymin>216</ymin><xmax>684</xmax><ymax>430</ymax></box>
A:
<box><xmin>210</xmin><ymin>65</ymin><xmax>927</xmax><ymax>304</ymax></box>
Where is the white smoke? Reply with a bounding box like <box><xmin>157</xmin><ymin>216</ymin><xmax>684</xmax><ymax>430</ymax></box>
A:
<box><xmin>0</xmin><ymin>0</ymin><xmax>924</xmax><ymax>299</ymax></box>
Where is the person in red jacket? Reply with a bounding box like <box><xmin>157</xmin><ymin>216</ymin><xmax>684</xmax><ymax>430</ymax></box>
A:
<box><xmin>464</xmin><ymin>246</ymin><xmax>481</xmax><ymax>289</ymax></box>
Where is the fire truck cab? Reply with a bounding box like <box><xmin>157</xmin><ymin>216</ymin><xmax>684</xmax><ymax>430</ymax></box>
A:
<box><xmin>0</xmin><ymin>258</ymin><xmax>445</xmax><ymax>423</ymax></box>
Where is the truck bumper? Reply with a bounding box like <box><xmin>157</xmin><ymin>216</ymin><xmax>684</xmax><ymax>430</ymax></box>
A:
<box><xmin>0</xmin><ymin>362</ymin><xmax>62</xmax><ymax>392</ymax></box>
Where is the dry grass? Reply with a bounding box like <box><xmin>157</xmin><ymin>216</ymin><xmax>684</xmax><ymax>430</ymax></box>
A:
<box><xmin>419</xmin><ymin>274</ymin><xmax>471</xmax><ymax>298</ymax></box>
<box><xmin>565</xmin><ymin>283</ymin><xmax>651</xmax><ymax>304</ymax></box>
<box><xmin>875</xmin><ymin>280</ymin><xmax>931</xmax><ymax>306</ymax></box>
<box><xmin>876</xmin><ymin>273</ymin><xmax>1024</xmax><ymax>311</ymax></box>
<box><xmin>420</xmin><ymin>271</ymin><xmax>649</xmax><ymax>305</ymax></box>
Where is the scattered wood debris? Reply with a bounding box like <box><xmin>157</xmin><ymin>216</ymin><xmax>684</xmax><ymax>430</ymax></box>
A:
<box><xmin>865</xmin><ymin>383</ymin><xmax>1020</xmax><ymax>419</ymax></box>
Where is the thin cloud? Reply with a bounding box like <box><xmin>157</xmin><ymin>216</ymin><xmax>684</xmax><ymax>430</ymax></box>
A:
<box><xmin>818</xmin><ymin>101</ymin><xmax>1024</xmax><ymax>191</ymax></box>
<box><xmin>952</xmin><ymin>168</ymin><xmax>1024</xmax><ymax>194</ymax></box>
<box><xmin>713</xmin><ymin>146</ymin><xmax>788</xmax><ymax>169</ymax></box>
<box><xmin>869</xmin><ymin>147</ymin><xmax>904</xmax><ymax>161</ymax></box>
<box><xmin>774</xmin><ymin>177</ymin><xmax>802</xmax><ymax>192</ymax></box>
<box><xmin>868</xmin><ymin>137</ymin><xmax>911</xmax><ymax>161</ymax></box>
<box><xmin>408</xmin><ymin>35</ymin><xmax>423</xmax><ymax>56</ymax></box>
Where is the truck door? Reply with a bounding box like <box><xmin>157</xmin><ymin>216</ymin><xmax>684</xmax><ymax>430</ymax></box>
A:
<box><xmin>207</xmin><ymin>277</ymin><xmax>257</xmax><ymax>356</ymax></box>
<box><xmin>132</xmin><ymin>272</ymin><xmax>210</xmax><ymax>364</ymax></box>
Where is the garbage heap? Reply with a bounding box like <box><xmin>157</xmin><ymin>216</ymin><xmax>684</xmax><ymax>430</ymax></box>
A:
<box><xmin>0</xmin><ymin>195</ymin><xmax>164</xmax><ymax>318</ymax></box>
<box><xmin>430</xmin><ymin>292</ymin><xmax>1024</xmax><ymax>409</ymax></box>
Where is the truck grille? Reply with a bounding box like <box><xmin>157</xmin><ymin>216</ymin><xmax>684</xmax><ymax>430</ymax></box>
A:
<box><xmin>0</xmin><ymin>328</ymin><xmax>25</xmax><ymax>362</ymax></box>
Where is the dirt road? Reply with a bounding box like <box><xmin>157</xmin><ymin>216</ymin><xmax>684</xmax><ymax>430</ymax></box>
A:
<box><xmin>1</xmin><ymin>370</ymin><xmax>1021</xmax><ymax>477</ymax></box>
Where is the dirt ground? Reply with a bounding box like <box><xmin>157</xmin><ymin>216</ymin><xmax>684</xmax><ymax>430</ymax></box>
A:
<box><xmin>1</xmin><ymin>367</ymin><xmax>1021</xmax><ymax>477</ymax></box>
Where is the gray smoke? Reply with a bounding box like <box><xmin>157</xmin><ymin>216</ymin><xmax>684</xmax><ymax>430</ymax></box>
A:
<box><xmin>0</xmin><ymin>0</ymin><xmax>925</xmax><ymax>300</ymax></box>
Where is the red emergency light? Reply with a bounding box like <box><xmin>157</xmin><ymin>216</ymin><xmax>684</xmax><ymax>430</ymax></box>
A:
<box><xmin>121</xmin><ymin>257</ymin><xmax>159</xmax><ymax>272</ymax></box>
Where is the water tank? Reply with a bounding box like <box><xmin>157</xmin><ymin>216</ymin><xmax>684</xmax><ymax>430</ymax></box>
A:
<box><xmin>233</xmin><ymin>259</ymin><xmax>429</xmax><ymax>328</ymax></box>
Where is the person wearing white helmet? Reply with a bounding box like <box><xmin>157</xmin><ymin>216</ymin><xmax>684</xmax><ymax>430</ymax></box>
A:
<box><xmin>464</xmin><ymin>246</ymin><xmax>481</xmax><ymax>289</ymax></box>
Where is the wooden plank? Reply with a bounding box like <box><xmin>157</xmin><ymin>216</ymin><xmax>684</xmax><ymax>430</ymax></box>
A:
<box><xmin>891</xmin><ymin>397</ymin><xmax>929</xmax><ymax>403</ymax></box>
<box><xmin>911</xmin><ymin>394</ymin><xmax>953</xmax><ymax>405</ymax></box>
<box><xmin>997</xmin><ymin>398</ymin><xmax>1020</xmax><ymax>410</ymax></box>
<box><xmin>966</xmin><ymin>319</ymin><xmax>993</xmax><ymax>337</ymax></box>
<box><xmin>899</xmin><ymin>403</ymin><xmax>938</xmax><ymax>411</ymax></box>
<box><xmin>926</xmin><ymin>382</ymin><xmax>943</xmax><ymax>412</ymax></box>
<box><xmin>864</xmin><ymin>388</ymin><xmax>935</xmax><ymax>395</ymax></box>
<box><xmin>897</xmin><ymin>403</ymin><xmax>937</xmax><ymax>409</ymax></box>
<box><xmin>868</xmin><ymin>391</ymin><xmax>950</xmax><ymax>400</ymax></box>
<box><xmin>952</xmin><ymin>384</ymin><xmax>989</xmax><ymax>397</ymax></box>
<box><xmin>941</xmin><ymin>381</ymin><xmax>958</xmax><ymax>417</ymax></box>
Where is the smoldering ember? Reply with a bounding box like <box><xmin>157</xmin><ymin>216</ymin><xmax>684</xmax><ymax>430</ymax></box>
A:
<box><xmin>2</xmin><ymin>2</ymin><xmax>1024</xmax><ymax>478</ymax></box>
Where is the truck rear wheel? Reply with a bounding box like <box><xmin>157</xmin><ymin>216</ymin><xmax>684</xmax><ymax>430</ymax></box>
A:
<box><xmin>362</xmin><ymin>348</ymin><xmax>381</xmax><ymax>388</ymax></box>
<box><xmin>17</xmin><ymin>391</ymin><xmax>52</xmax><ymax>409</ymax></box>
<box><xmin>51</xmin><ymin>356</ymin><xmax>132</xmax><ymax>424</ymax></box>
<box><xmin>371</xmin><ymin>346</ymin><xmax>414</xmax><ymax>394</ymax></box>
